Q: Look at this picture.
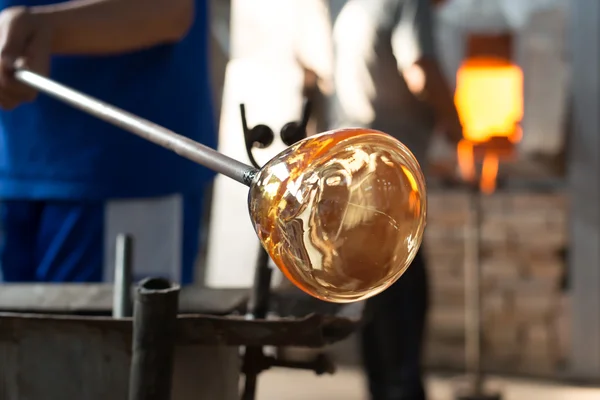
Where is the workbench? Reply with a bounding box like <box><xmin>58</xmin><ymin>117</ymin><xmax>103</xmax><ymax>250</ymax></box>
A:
<box><xmin>0</xmin><ymin>284</ymin><xmax>356</xmax><ymax>400</ymax></box>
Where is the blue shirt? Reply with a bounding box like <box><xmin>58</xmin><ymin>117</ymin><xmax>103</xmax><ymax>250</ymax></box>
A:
<box><xmin>0</xmin><ymin>0</ymin><xmax>217</xmax><ymax>200</ymax></box>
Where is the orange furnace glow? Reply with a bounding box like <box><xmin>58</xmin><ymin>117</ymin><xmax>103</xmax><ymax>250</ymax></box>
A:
<box><xmin>453</xmin><ymin>56</ymin><xmax>524</xmax><ymax>194</ymax></box>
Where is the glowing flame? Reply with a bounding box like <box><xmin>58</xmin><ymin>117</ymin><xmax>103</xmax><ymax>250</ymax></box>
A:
<box><xmin>454</xmin><ymin>57</ymin><xmax>523</xmax><ymax>195</ymax></box>
<box><xmin>480</xmin><ymin>153</ymin><xmax>499</xmax><ymax>195</ymax></box>
<box><xmin>456</xmin><ymin>141</ymin><xmax>500</xmax><ymax>195</ymax></box>
<box><xmin>456</xmin><ymin>139</ymin><xmax>476</xmax><ymax>183</ymax></box>
<box><xmin>455</xmin><ymin>57</ymin><xmax>523</xmax><ymax>144</ymax></box>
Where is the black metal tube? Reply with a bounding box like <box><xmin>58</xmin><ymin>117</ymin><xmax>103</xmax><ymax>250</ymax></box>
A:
<box><xmin>129</xmin><ymin>278</ymin><xmax>180</xmax><ymax>400</ymax></box>
<box><xmin>240</xmin><ymin>105</ymin><xmax>311</xmax><ymax>400</ymax></box>
<box><xmin>14</xmin><ymin>68</ymin><xmax>258</xmax><ymax>186</ymax></box>
<box><xmin>241</xmin><ymin>247</ymin><xmax>273</xmax><ymax>400</ymax></box>
<box><xmin>113</xmin><ymin>234</ymin><xmax>134</xmax><ymax>318</ymax></box>
<box><xmin>241</xmin><ymin>355</ymin><xmax>260</xmax><ymax>400</ymax></box>
<box><xmin>247</xmin><ymin>247</ymin><xmax>273</xmax><ymax>320</ymax></box>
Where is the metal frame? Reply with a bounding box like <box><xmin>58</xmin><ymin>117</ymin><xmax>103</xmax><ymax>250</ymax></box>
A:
<box><xmin>569</xmin><ymin>0</ymin><xmax>600</xmax><ymax>381</ymax></box>
<box><xmin>238</xmin><ymin>100</ymin><xmax>338</xmax><ymax>400</ymax></box>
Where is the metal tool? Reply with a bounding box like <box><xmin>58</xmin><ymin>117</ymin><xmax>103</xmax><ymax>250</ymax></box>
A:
<box><xmin>14</xmin><ymin>68</ymin><xmax>259</xmax><ymax>186</ymax></box>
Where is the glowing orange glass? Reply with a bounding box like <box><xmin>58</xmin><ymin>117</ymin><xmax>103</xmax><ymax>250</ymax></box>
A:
<box><xmin>248</xmin><ymin>128</ymin><xmax>427</xmax><ymax>303</ymax></box>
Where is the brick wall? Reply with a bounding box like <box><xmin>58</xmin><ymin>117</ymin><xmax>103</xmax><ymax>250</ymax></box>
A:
<box><xmin>424</xmin><ymin>190</ymin><xmax>569</xmax><ymax>376</ymax></box>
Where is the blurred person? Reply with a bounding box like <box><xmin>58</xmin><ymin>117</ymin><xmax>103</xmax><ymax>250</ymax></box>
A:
<box><xmin>330</xmin><ymin>0</ymin><xmax>462</xmax><ymax>399</ymax></box>
<box><xmin>205</xmin><ymin>0</ymin><xmax>335</xmax><ymax>289</ymax></box>
<box><xmin>0</xmin><ymin>0</ymin><xmax>216</xmax><ymax>283</ymax></box>
<box><xmin>231</xmin><ymin>0</ymin><xmax>334</xmax><ymax>135</ymax></box>
<box><xmin>294</xmin><ymin>0</ymin><xmax>335</xmax><ymax>135</ymax></box>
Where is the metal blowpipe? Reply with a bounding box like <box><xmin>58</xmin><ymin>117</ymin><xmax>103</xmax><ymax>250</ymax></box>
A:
<box><xmin>14</xmin><ymin>68</ymin><xmax>259</xmax><ymax>186</ymax></box>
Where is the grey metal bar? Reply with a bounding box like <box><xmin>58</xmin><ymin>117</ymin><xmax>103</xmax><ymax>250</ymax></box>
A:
<box><xmin>464</xmin><ymin>188</ymin><xmax>482</xmax><ymax>394</ymax></box>
<box><xmin>457</xmin><ymin>187</ymin><xmax>502</xmax><ymax>400</ymax></box>
<box><xmin>13</xmin><ymin>69</ymin><xmax>258</xmax><ymax>186</ymax></box>
<box><xmin>129</xmin><ymin>278</ymin><xmax>180</xmax><ymax>400</ymax></box>
<box><xmin>112</xmin><ymin>234</ymin><xmax>134</xmax><ymax>319</ymax></box>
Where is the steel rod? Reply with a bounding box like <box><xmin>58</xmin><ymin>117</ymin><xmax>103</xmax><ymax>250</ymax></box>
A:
<box><xmin>113</xmin><ymin>233</ymin><xmax>134</xmax><ymax>319</ymax></box>
<box><xmin>241</xmin><ymin>247</ymin><xmax>273</xmax><ymax>400</ymax></box>
<box><xmin>456</xmin><ymin>186</ymin><xmax>502</xmax><ymax>400</ymax></box>
<box><xmin>14</xmin><ymin>68</ymin><xmax>258</xmax><ymax>186</ymax></box>
<box><xmin>246</xmin><ymin>247</ymin><xmax>273</xmax><ymax>321</ymax></box>
<box><xmin>129</xmin><ymin>278</ymin><xmax>180</xmax><ymax>400</ymax></box>
<box><xmin>465</xmin><ymin>186</ymin><xmax>482</xmax><ymax>395</ymax></box>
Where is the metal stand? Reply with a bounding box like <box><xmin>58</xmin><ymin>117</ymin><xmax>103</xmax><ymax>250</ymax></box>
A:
<box><xmin>456</xmin><ymin>185</ymin><xmax>501</xmax><ymax>400</ymax></box>
<box><xmin>239</xmin><ymin>100</ymin><xmax>335</xmax><ymax>400</ymax></box>
<box><xmin>129</xmin><ymin>278</ymin><xmax>180</xmax><ymax>400</ymax></box>
<box><xmin>241</xmin><ymin>248</ymin><xmax>273</xmax><ymax>400</ymax></box>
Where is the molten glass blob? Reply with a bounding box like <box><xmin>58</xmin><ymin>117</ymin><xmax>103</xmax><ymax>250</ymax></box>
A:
<box><xmin>248</xmin><ymin>128</ymin><xmax>427</xmax><ymax>303</ymax></box>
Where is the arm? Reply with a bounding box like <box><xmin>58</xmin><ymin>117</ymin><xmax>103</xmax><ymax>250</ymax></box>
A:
<box><xmin>293</xmin><ymin>0</ymin><xmax>334</xmax><ymax>96</ymax></box>
<box><xmin>391</xmin><ymin>0</ymin><xmax>462</xmax><ymax>144</ymax></box>
<box><xmin>30</xmin><ymin>0</ymin><xmax>194</xmax><ymax>55</ymax></box>
<box><xmin>407</xmin><ymin>58</ymin><xmax>463</xmax><ymax>144</ymax></box>
<box><xmin>0</xmin><ymin>0</ymin><xmax>194</xmax><ymax>109</ymax></box>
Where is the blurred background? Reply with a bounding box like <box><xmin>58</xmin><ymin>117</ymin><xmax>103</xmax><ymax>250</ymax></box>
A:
<box><xmin>202</xmin><ymin>0</ymin><xmax>594</xmax><ymax>398</ymax></box>
<box><xmin>1</xmin><ymin>0</ymin><xmax>596</xmax><ymax>399</ymax></box>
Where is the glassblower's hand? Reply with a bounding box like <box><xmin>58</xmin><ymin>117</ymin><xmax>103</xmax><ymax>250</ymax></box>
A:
<box><xmin>0</xmin><ymin>6</ymin><xmax>52</xmax><ymax>110</ymax></box>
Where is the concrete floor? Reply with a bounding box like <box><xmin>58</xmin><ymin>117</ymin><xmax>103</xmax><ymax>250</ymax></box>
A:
<box><xmin>256</xmin><ymin>368</ymin><xmax>600</xmax><ymax>400</ymax></box>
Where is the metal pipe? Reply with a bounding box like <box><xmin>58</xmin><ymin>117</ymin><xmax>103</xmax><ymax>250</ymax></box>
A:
<box><xmin>129</xmin><ymin>278</ymin><xmax>180</xmax><ymax>400</ymax></box>
<box><xmin>14</xmin><ymin>68</ymin><xmax>258</xmax><ymax>186</ymax></box>
<box><xmin>456</xmin><ymin>186</ymin><xmax>501</xmax><ymax>400</ymax></box>
<box><xmin>246</xmin><ymin>247</ymin><xmax>273</xmax><ymax>321</ymax></box>
<box><xmin>112</xmin><ymin>233</ymin><xmax>134</xmax><ymax>319</ymax></box>
<box><xmin>241</xmin><ymin>247</ymin><xmax>273</xmax><ymax>400</ymax></box>
<box><xmin>465</xmin><ymin>186</ymin><xmax>482</xmax><ymax>395</ymax></box>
